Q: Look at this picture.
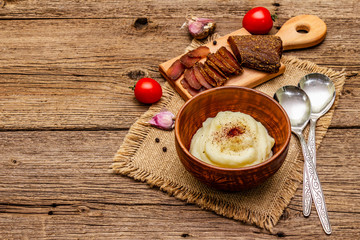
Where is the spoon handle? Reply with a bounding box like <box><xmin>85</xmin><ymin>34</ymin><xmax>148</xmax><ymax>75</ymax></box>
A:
<box><xmin>297</xmin><ymin>132</ymin><xmax>332</xmax><ymax>235</ymax></box>
<box><xmin>303</xmin><ymin>118</ymin><xmax>317</xmax><ymax>217</ymax></box>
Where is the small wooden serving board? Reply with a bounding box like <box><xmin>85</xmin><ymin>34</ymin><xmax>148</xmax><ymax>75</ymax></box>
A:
<box><xmin>159</xmin><ymin>15</ymin><xmax>327</xmax><ymax>100</ymax></box>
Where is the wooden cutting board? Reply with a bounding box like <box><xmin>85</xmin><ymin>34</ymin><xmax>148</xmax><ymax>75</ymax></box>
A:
<box><xmin>159</xmin><ymin>15</ymin><xmax>327</xmax><ymax>100</ymax></box>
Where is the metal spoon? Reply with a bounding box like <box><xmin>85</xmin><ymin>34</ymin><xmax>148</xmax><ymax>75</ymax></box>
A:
<box><xmin>274</xmin><ymin>86</ymin><xmax>332</xmax><ymax>235</ymax></box>
<box><xmin>299</xmin><ymin>73</ymin><xmax>336</xmax><ymax>218</ymax></box>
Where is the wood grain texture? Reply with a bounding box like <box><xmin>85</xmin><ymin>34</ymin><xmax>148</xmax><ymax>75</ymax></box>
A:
<box><xmin>0</xmin><ymin>129</ymin><xmax>359</xmax><ymax>239</ymax></box>
<box><xmin>0</xmin><ymin>1</ymin><xmax>359</xmax><ymax>129</ymax></box>
<box><xmin>0</xmin><ymin>0</ymin><xmax>359</xmax><ymax>238</ymax></box>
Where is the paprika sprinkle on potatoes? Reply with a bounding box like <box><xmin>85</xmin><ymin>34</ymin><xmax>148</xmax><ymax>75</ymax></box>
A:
<box><xmin>227</xmin><ymin>127</ymin><xmax>245</xmax><ymax>137</ymax></box>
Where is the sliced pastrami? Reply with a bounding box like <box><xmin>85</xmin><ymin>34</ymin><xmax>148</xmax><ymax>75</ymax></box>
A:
<box><xmin>180</xmin><ymin>54</ymin><xmax>201</xmax><ymax>68</ymax></box>
<box><xmin>193</xmin><ymin>63</ymin><xmax>213</xmax><ymax>89</ymax></box>
<box><xmin>214</xmin><ymin>51</ymin><xmax>237</xmax><ymax>74</ymax></box>
<box><xmin>198</xmin><ymin>62</ymin><xmax>217</xmax><ymax>87</ymax></box>
<box><xmin>207</xmin><ymin>53</ymin><xmax>233</xmax><ymax>76</ymax></box>
<box><xmin>205</xmin><ymin>58</ymin><xmax>228</xmax><ymax>80</ymax></box>
<box><xmin>203</xmin><ymin>62</ymin><xmax>227</xmax><ymax>86</ymax></box>
<box><xmin>181</xmin><ymin>78</ymin><xmax>200</xmax><ymax>96</ymax></box>
<box><xmin>187</xmin><ymin>46</ymin><xmax>210</xmax><ymax>58</ymax></box>
<box><xmin>184</xmin><ymin>68</ymin><xmax>202</xmax><ymax>90</ymax></box>
<box><xmin>217</xmin><ymin>47</ymin><xmax>243</xmax><ymax>75</ymax></box>
<box><xmin>166</xmin><ymin>59</ymin><xmax>185</xmax><ymax>81</ymax></box>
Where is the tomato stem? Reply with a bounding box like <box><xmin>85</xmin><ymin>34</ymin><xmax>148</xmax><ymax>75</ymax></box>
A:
<box><xmin>129</xmin><ymin>84</ymin><xmax>136</xmax><ymax>91</ymax></box>
<box><xmin>271</xmin><ymin>14</ymin><xmax>278</xmax><ymax>22</ymax></box>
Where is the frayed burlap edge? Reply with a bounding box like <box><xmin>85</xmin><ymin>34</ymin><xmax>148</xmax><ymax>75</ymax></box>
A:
<box><xmin>112</xmin><ymin>55</ymin><xmax>346</xmax><ymax>231</ymax></box>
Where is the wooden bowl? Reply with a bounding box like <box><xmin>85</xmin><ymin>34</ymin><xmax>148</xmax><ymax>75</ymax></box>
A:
<box><xmin>175</xmin><ymin>86</ymin><xmax>291</xmax><ymax>191</ymax></box>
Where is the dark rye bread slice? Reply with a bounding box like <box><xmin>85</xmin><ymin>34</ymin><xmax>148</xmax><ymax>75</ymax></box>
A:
<box><xmin>228</xmin><ymin>35</ymin><xmax>283</xmax><ymax>73</ymax></box>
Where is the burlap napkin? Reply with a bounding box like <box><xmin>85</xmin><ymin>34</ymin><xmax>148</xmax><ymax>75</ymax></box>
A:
<box><xmin>112</xmin><ymin>55</ymin><xmax>345</xmax><ymax>230</ymax></box>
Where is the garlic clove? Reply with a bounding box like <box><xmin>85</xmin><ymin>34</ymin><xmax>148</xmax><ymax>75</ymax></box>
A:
<box><xmin>187</xmin><ymin>17</ymin><xmax>216</xmax><ymax>40</ymax></box>
<box><xmin>188</xmin><ymin>21</ymin><xmax>204</xmax><ymax>37</ymax></box>
<box><xmin>149</xmin><ymin>110</ymin><xmax>175</xmax><ymax>130</ymax></box>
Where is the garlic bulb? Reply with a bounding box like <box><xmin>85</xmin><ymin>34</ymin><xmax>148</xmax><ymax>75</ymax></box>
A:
<box><xmin>186</xmin><ymin>17</ymin><xmax>216</xmax><ymax>40</ymax></box>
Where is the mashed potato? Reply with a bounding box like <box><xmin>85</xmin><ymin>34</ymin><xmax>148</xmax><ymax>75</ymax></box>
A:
<box><xmin>190</xmin><ymin>111</ymin><xmax>275</xmax><ymax>168</ymax></box>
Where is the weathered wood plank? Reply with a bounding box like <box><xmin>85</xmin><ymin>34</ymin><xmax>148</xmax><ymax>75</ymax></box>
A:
<box><xmin>0</xmin><ymin>0</ymin><xmax>358</xmax><ymax>68</ymax></box>
<box><xmin>0</xmin><ymin>73</ymin><xmax>150</xmax><ymax>130</ymax></box>
<box><xmin>0</xmin><ymin>16</ymin><xmax>358</xmax><ymax>129</ymax></box>
<box><xmin>331</xmin><ymin>75</ymin><xmax>360</xmax><ymax>127</ymax></box>
<box><xmin>0</xmin><ymin>75</ymin><xmax>357</xmax><ymax>129</ymax></box>
<box><xmin>0</xmin><ymin>207</ymin><xmax>358</xmax><ymax>239</ymax></box>
<box><xmin>0</xmin><ymin>15</ymin><xmax>359</xmax><ymax>72</ymax></box>
<box><xmin>0</xmin><ymin>129</ymin><xmax>359</xmax><ymax>239</ymax></box>
<box><xmin>0</xmin><ymin>76</ymin><xmax>357</xmax><ymax>129</ymax></box>
<box><xmin>0</xmin><ymin>0</ymin><xmax>359</xmax><ymax>130</ymax></box>
<box><xmin>0</xmin><ymin>0</ymin><xmax>358</xmax><ymax>22</ymax></box>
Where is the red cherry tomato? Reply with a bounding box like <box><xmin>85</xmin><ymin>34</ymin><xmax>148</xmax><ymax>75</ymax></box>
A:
<box><xmin>242</xmin><ymin>7</ymin><xmax>273</xmax><ymax>35</ymax></box>
<box><xmin>134</xmin><ymin>78</ymin><xmax>162</xmax><ymax>104</ymax></box>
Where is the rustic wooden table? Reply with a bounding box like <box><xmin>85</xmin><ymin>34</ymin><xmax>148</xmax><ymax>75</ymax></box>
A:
<box><xmin>0</xmin><ymin>0</ymin><xmax>359</xmax><ymax>239</ymax></box>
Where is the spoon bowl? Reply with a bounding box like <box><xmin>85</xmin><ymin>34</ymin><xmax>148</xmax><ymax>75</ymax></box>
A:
<box><xmin>299</xmin><ymin>73</ymin><xmax>336</xmax><ymax>117</ymax></box>
<box><xmin>273</xmin><ymin>86</ymin><xmax>311</xmax><ymax>132</ymax></box>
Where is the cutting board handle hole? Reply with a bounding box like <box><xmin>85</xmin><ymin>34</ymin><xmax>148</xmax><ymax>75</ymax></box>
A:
<box><xmin>296</xmin><ymin>24</ymin><xmax>310</xmax><ymax>34</ymax></box>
